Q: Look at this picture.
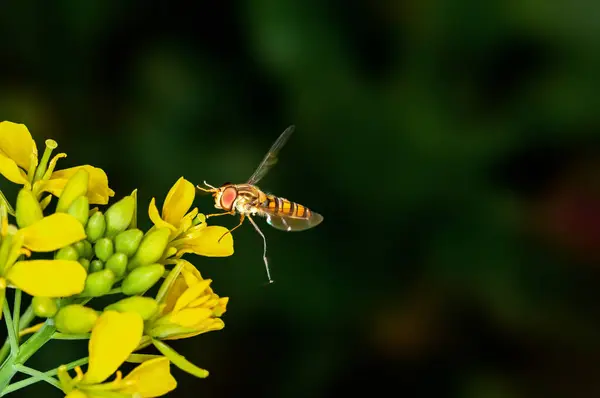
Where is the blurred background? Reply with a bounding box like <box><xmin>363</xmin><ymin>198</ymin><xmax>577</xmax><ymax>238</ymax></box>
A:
<box><xmin>1</xmin><ymin>1</ymin><xmax>600</xmax><ymax>397</ymax></box>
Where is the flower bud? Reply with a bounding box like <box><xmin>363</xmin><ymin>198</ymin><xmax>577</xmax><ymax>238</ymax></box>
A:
<box><xmin>122</xmin><ymin>263</ymin><xmax>165</xmax><ymax>295</ymax></box>
<box><xmin>55</xmin><ymin>245</ymin><xmax>79</xmax><ymax>261</ymax></box>
<box><xmin>104</xmin><ymin>196</ymin><xmax>135</xmax><ymax>238</ymax></box>
<box><xmin>114</xmin><ymin>229</ymin><xmax>144</xmax><ymax>257</ymax></box>
<box><xmin>94</xmin><ymin>237</ymin><xmax>114</xmax><ymax>262</ymax></box>
<box><xmin>32</xmin><ymin>296</ymin><xmax>58</xmax><ymax>318</ymax></box>
<box><xmin>81</xmin><ymin>269</ymin><xmax>115</xmax><ymax>297</ymax></box>
<box><xmin>128</xmin><ymin>228</ymin><xmax>170</xmax><ymax>270</ymax></box>
<box><xmin>105</xmin><ymin>296</ymin><xmax>158</xmax><ymax>320</ymax></box>
<box><xmin>56</xmin><ymin>169</ymin><xmax>89</xmax><ymax>213</ymax></box>
<box><xmin>73</xmin><ymin>240</ymin><xmax>93</xmax><ymax>259</ymax></box>
<box><xmin>105</xmin><ymin>252</ymin><xmax>128</xmax><ymax>278</ymax></box>
<box><xmin>89</xmin><ymin>259</ymin><xmax>104</xmax><ymax>273</ymax></box>
<box><xmin>85</xmin><ymin>211</ymin><xmax>106</xmax><ymax>243</ymax></box>
<box><xmin>78</xmin><ymin>258</ymin><xmax>90</xmax><ymax>272</ymax></box>
<box><xmin>54</xmin><ymin>304</ymin><xmax>98</xmax><ymax>334</ymax></box>
<box><xmin>15</xmin><ymin>188</ymin><xmax>43</xmax><ymax>228</ymax></box>
<box><xmin>67</xmin><ymin>196</ymin><xmax>89</xmax><ymax>226</ymax></box>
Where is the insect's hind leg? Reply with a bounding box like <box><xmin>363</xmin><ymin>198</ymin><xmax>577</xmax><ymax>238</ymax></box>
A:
<box><xmin>248</xmin><ymin>216</ymin><xmax>273</xmax><ymax>284</ymax></box>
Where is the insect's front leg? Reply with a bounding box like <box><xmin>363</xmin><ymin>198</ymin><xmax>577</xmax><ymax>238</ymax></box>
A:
<box><xmin>206</xmin><ymin>210</ymin><xmax>235</xmax><ymax>218</ymax></box>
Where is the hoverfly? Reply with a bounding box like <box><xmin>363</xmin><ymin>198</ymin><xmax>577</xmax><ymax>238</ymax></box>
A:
<box><xmin>197</xmin><ymin>126</ymin><xmax>323</xmax><ymax>283</ymax></box>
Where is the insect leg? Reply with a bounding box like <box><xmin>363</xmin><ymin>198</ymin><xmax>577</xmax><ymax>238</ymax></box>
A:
<box><xmin>248</xmin><ymin>216</ymin><xmax>273</xmax><ymax>284</ymax></box>
<box><xmin>206</xmin><ymin>210</ymin><xmax>235</xmax><ymax>218</ymax></box>
<box><xmin>217</xmin><ymin>213</ymin><xmax>245</xmax><ymax>243</ymax></box>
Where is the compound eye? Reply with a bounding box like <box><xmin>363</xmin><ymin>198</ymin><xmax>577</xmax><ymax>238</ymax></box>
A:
<box><xmin>220</xmin><ymin>186</ymin><xmax>238</xmax><ymax>210</ymax></box>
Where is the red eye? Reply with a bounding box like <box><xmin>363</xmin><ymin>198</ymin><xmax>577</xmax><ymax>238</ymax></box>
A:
<box><xmin>220</xmin><ymin>186</ymin><xmax>238</xmax><ymax>210</ymax></box>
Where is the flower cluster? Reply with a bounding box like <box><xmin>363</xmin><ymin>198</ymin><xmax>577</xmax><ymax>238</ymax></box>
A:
<box><xmin>0</xmin><ymin>121</ymin><xmax>235</xmax><ymax>397</ymax></box>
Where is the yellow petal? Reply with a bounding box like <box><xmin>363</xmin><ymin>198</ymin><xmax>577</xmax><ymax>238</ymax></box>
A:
<box><xmin>176</xmin><ymin>226</ymin><xmax>234</xmax><ymax>257</ymax></box>
<box><xmin>120</xmin><ymin>357</ymin><xmax>177</xmax><ymax>397</ymax></box>
<box><xmin>48</xmin><ymin>166</ymin><xmax>115</xmax><ymax>204</ymax></box>
<box><xmin>173</xmin><ymin>280</ymin><xmax>211</xmax><ymax>313</ymax></box>
<box><xmin>162</xmin><ymin>318</ymin><xmax>225</xmax><ymax>340</ymax></box>
<box><xmin>0</xmin><ymin>152</ymin><xmax>28</xmax><ymax>185</ymax></box>
<box><xmin>6</xmin><ymin>260</ymin><xmax>86</xmax><ymax>297</ymax></box>
<box><xmin>148</xmin><ymin>198</ymin><xmax>176</xmax><ymax>231</ymax></box>
<box><xmin>0</xmin><ymin>121</ymin><xmax>38</xmax><ymax>170</ymax></box>
<box><xmin>19</xmin><ymin>213</ymin><xmax>86</xmax><ymax>252</ymax></box>
<box><xmin>169</xmin><ymin>308</ymin><xmax>213</xmax><ymax>327</ymax></box>
<box><xmin>84</xmin><ymin>311</ymin><xmax>144</xmax><ymax>384</ymax></box>
<box><xmin>162</xmin><ymin>177</ymin><xmax>195</xmax><ymax>227</ymax></box>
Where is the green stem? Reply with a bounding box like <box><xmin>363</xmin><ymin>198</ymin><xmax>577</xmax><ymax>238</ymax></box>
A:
<box><xmin>45</xmin><ymin>357</ymin><xmax>89</xmax><ymax>377</ymax></box>
<box><xmin>3</xmin><ymin>357</ymin><xmax>89</xmax><ymax>395</ymax></box>
<box><xmin>12</xmin><ymin>290</ymin><xmax>20</xmax><ymax>339</ymax></box>
<box><xmin>2</xmin><ymin>302</ymin><xmax>18</xmax><ymax>355</ymax></box>
<box><xmin>0</xmin><ymin>322</ymin><xmax>55</xmax><ymax>392</ymax></box>
<box><xmin>52</xmin><ymin>333</ymin><xmax>90</xmax><ymax>340</ymax></box>
<box><xmin>0</xmin><ymin>304</ymin><xmax>36</xmax><ymax>366</ymax></box>
<box><xmin>14</xmin><ymin>364</ymin><xmax>60</xmax><ymax>390</ymax></box>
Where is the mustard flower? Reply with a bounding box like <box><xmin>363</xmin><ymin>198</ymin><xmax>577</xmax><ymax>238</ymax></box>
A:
<box><xmin>58</xmin><ymin>311</ymin><xmax>176</xmax><ymax>397</ymax></box>
<box><xmin>147</xmin><ymin>259</ymin><xmax>228</xmax><ymax>340</ymax></box>
<box><xmin>0</xmin><ymin>121</ymin><xmax>114</xmax><ymax>204</ymax></box>
<box><xmin>0</xmin><ymin>210</ymin><xmax>87</xmax><ymax>300</ymax></box>
<box><xmin>148</xmin><ymin>177</ymin><xmax>233</xmax><ymax>257</ymax></box>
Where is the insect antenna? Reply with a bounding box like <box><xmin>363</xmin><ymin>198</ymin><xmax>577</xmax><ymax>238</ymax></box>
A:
<box><xmin>248</xmin><ymin>216</ymin><xmax>274</xmax><ymax>284</ymax></box>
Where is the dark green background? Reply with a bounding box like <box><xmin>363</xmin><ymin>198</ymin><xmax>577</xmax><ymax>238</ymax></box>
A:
<box><xmin>1</xmin><ymin>1</ymin><xmax>600</xmax><ymax>397</ymax></box>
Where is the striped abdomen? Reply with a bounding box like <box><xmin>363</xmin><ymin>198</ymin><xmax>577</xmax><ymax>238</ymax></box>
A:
<box><xmin>261</xmin><ymin>194</ymin><xmax>313</xmax><ymax>219</ymax></box>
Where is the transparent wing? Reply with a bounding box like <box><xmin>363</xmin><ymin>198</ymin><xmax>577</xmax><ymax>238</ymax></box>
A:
<box><xmin>265</xmin><ymin>211</ymin><xmax>323</xmax><ymax>232</ymax></box>
<box><xmin>247</xmin><ymin>125</ymin><xmax>295</xmax><ymax>185</ymax></box>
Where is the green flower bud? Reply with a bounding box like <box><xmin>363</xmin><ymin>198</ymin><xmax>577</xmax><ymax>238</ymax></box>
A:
<box><xmin>104</xmin><ymin>196</ymin><xmax>135</xmax><ymax>238</ymax></box>
<box><xmin>105</xmin><ymin>296</ymin><xmax>158</xmax><ymax>320</ymax></box>
<box><xmin>85</xmin><ymin>211</ymin><xmax>106</xmax><ymax>243</ymax></box>
<box><xmin>81</xmin><ymin>240</ymin><xmax>93</xmax><ymax>258</ymax></box>
<box><xmin>56</xmin><ymin>169</ymin><xmax>89</xmax><ymax>213</ymax></box>
<box><xmin>15</xmin><ymin>188</ymin><xmax>43</xmax><ymax>228</ymax></box>
<box><xmin>122</xmin><ymin>263</ymin><xmax>165</xmax><ymax>295</ymax></box>
<box><xmin>81</xmin><ymin>269</ymin><xmax>115</xmax><ymax>297</ymax></box>
<box><xmin>89</xmin><ymin>259</ymin><xmax>104</xmax><ymax>273</ymax></box>
<box><xmin>55</xmin><ymin>245</ymin><xmax>79</xmax><ymax>261</ymax></box>
<box><xmin>54</xmin><ymin>304</ymin><xmax>98</xmax><ymax>334</ymax></box>
<box><xmin>32</xmin><ymin>296</ymin><xmax>58</xmax><ymax>318</ymax></box>
<box><xmin>94</xmin><ymin>237</ymin><xmax>114</xmax><ymax>262</ymax></box>
<box><xmin>114</xmin><ymin>229</ymin><xmax>144</xmax><ymax>257</ymax></box>
<box><xmin>67</xmin><ymin>196</ymin><xmax>89</xmax><ymax>226</ymax></box>
<box><xmin>105</xmin><ymin>252</ymin><xmax>128</xmax><ymax>278</ymax></box>
<box><xmin>128</xmin><ymin>228</ymin><xmax>170</xmax><ymax>270</ymax></box>
<box><xmin>78</xmin><ymin>258</ymin><xmax>90</xmax><ymax>272</ymax></box>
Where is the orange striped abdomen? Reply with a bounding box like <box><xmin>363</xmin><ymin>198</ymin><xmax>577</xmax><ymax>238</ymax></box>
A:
<box><xmin>262</xmin><ymin>195</ymin><xmax>312</xmax><ymax>219</ymax></box>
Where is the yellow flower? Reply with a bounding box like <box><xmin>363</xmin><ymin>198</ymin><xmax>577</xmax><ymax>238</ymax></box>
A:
<box><xmin>83</xmin><ymin>311</ymin><xmax>144</xmax><ymax>384</ymax></box>
<box><xmin>0</xmin><ymin>121</ymin><xmax>114</xmax><ymax>204</ymax></box>
<box><xmin>147</xmin><ymin>260</ymin><xmax>228</xmax><ymax>340</ymax></box>
<box><xmin>148</xmin><ymin>177</ymin><xmax>233</xmax><ymax>257</ymax></box>
<box><xmin>58</xmin><ymin>311</ymin><xmax>176</xmax><ymax>397</ymax></box>
<box><xmin>60</xmin><ymin>357</ymin><xmax>176</xmax><ymax>398</ymax></box>
<box><xmin>0</xmin><ymin>211</ymin><xmax>87</xmax><ymax>298</ymax></box>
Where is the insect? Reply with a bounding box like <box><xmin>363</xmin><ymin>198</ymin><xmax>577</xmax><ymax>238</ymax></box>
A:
<box><xmin>197</xmin><ymin>125</ymin><xmax>323</xmax><ymax>283</ymax></box>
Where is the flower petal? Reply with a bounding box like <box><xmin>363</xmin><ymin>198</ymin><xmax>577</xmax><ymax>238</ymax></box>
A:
<box><xmin>6</xmin><ymin>260</ymin><xmax>86</xmax><ymax>297</ymax></box>
<box><xmin>148</xmin><ymin>198</ymin><xmax>175</xmax><ymax>231</ymax></box>
<box><xmin>19</xmin><ymin>213</ymin><xmax>86</xmax><ymax>252</ymax></box>
<box><xmin>0</xmin><ymin>121</ymin><xmax>37</xmax><ymax>170</ymax></box>
<box><xmin>120</xmin><ymin>357</ymin><xmax>177</xmax><ymax>397</ymax></box>
<box><xmin>162</xmin><ymin>177</ymin><xmax>195</xmax><ymax>227</ymax></box>
<box><xmin>84</xmin><ymin>311</ymin><xmax>144</xmax><ymax>384</ymax></box>
<box><xmin>175</xmin><ymin>226</ymin><xmax>234</xmax><ymax>257</ymax></box>
<box><xmin>0</xmin><ymin>152</ymin><xmax>28</xmax><ymax>185</ymax></box>
<box><xmin>169</xmin><ymin>308</ymin><xmax>213</xmax><ymax>327</ymax></box>
<box><xmin>162</xmin><ymin>318</ymin><xmax>225</xmax><ymax>340</ymax></box>
<box><xmin>47</xmin><ymin>165</ymin><xmax>115</xmax><ymax>204</ymax></box>
<box><xmin>173</xmin><ymin>279</ymin><xmax>211</xmax><ymax>313</ymax></box>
